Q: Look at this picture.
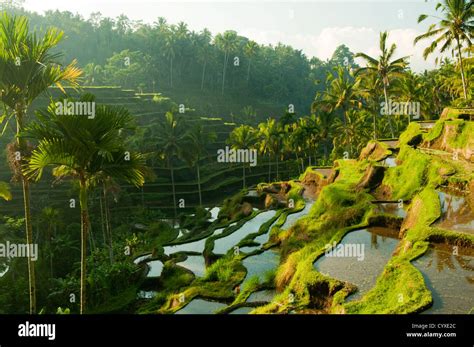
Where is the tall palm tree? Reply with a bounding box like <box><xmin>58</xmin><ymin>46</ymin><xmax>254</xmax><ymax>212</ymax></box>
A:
<box><xmin>23</xmin><ymin>100</ymin><xmax>147</xmax><ymax>314</ymax></box>
<box><xmin>228</xmin><ymin>125</ymin><xmax>257</xmax><ymax>188</ymax></box>
<box><xmin>215</xmin><ymin>30</ymin><xmax>238</xmax><ymax>95</ymax></box>
<box><xmin>355</xmin><ymin>31</ymin><xmax>409</xmax><ymax>138</ymax></box>
<box><xmin>184</xmin><ymin>124</ymin><xmax>217</xmax><ymax>206</ymax></box>
<box><xmin>155</xmin><ymin>112</ymin><xmax>187</xmax><ymax>223</ymax></box>
<box><xmin>244</xmin><ymin>40</ymin><xmax>259</xmax><ymax>83</ymax></box>
<box><xmin>197</xmin><ymin>29</ymin><xmax>212</xmax><ymax>90</ymax></box>
<box><xmin>357</xmin><ymin>71</ymin><xmax>383</xmax><ymax>139</ymax></box>
<box><xmin>164</xmin><ymin>34</ymin><xmax>176</xmax><ymax>88</ymax></box>
<box><xmin>258</xmin><ymin>118</ymin><xmax>283</xmax><ymax>181</ymax></box>
<box><xmin>0</xmin><ymin>12</ymin><xmax>81</xmax><ymax>314</ymax></box>
<box><xmin>415</xmin><ymin>0</ymin><xmax>473</xmax><ymax>100</ymax></box>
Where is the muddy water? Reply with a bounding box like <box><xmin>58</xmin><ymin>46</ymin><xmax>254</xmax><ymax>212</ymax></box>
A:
<box><xmin>242</xmin><ymin>249</ymin><xmax>279</xmax><ymax>283</ymax></box>
<box><xmin>175</xmin><ymin>299</ymin><xmax>227</xmax><ymax>314</ymax></box>
<box><xmin>177</xmin><ymin>255</ymin><xmax>206</xmax><ymax>277</ymax></box>
<box><xmin>314</xmin><ymin>227</ymin><xmax>399</xmax><ymax>301</ymax></box>
<box><xmin>213</xmin><ymin>210</ymin><xmax>277</xmax><ymax>254</ymax></box>
<box><xmin>163</xmin><ymin>227</ymin><xmax>225</xmax><ymax>255</ymax></box>
<box><xmin>435</xmin><ymin>191</ymin><xmax>474</xmax><ymax>235</ymax></box>
<box><xmin>413</xmin><ymin>244</ymin><xmax>474</xmax><ymax>314</ymax></box>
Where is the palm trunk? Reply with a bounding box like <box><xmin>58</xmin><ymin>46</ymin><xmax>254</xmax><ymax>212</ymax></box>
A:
<box><xmin>276</xmin><ymin>154</ymin><xmax>279</xmax><ymax>181</ymax></box>
<box><xmin>99</xmin><ymin>192</ymin><xmax>107</xmax><ymax>246</ymax></box>
<box><xmin>170</xmin><ymin>58</ymin><xmax>173</xmax><ymax>88</ymax></box>
<box><xmin>383</xmin><ymin>84</ymin><xmax>395</xmax><ymax>138</ymax></box>
<box><xmin>79</xmin><ymin>176</ymin><xmax>89</xmax><ymax>314</ymax></box>
<box><xmin>170</xmin><ymin>162</ymin><xmax>177</xmax><ymax>225</ymax></box>
<box><xmin>242</xmin><ymin>162</ymin><xmax>246</xmax><ymax>189</ymax></box>
<box><xmin>201</xmin><ymin>61</ymin><xmax>207</xmax><ymax>91</ymax></box>
<box><xmin>247</xmin><ymin>60</ymin><xmax>251</xmax><ymax>83</ymax></box>
<box><xmin>456</xmin><ymin>39</ymin><xmax>468</xmax><ymax>100</ymax></box>
<box><xmin>221</xmin><ymin>52</ymin><xmax>227</xmax><ymax>95</ymax></box>
<box><xmin>267</xmin><ymin>158</ymin><xmax>271</xmax><ymax>182</ymax></box>
<box><xmin>196</xmin><ymin>163</ymin><xmax>202</xmax><ymax>206</ymax></box>
<box><xmin>103</xmin><ymin>184</ymin><xmax>113</xmax><ymax>264</ymax></box>
<box><xmin>373</xmin><ymin>111</ymin><xmax>377</xmax><ymax>140</ymax></box>
<box><xmin>15</xmin><ymin>104</ymin><xmax>36</xmax><ymax>314</ymax></box>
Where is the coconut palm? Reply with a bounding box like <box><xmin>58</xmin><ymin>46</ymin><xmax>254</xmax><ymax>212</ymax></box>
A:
<box><xmin>244</xmin><ymin>40</ymin><xmax>259</xmax><ymax>83</ymax></box>
<box><xmin>23</xmin><ymin>100</ymin><xmax>147</xmax><ymax>314</ymax></box>
<box><xmin>0</xmin><ymin>12</ymin><xmax>81</xmax><ymax>314</ymax></box>
<box><xmin>415</xmin><ymin>0</ymin><xmax>473</xmax><ymax>100</ymax></box>
<box><xmin>164</xmin><ymin>34</ymin><xmax>176</xmax><ymax>88</ymax></box>
<box><xmin>228</xmin><ymin>125</ymin><xmax>258</xmax><ymax>188</ymax></box>
<box><xmin>355</xmin><ymin>31</ymin><xmax>409</xmax><ymax>138</ymax></box>
<box><xmin>258</xmin><ymin>118</ymin><xmax>284</xmax><ymax>181</ymax></box>
<box><xmin>197</xmin><ymin>29</ymin><xmax>212</xmax><ymax>90</ymax></box>
<box><xmin>155</xmin><ymin>112</ymin><xmax>187</xmax><ymax>223</ymax></box>
<box><xmin>215</xmin><ymin>30</ymin><xmax>238</xmax><ymax>95</ymax></box>
<box><xmin>184</xmin><ymin>124</ymin><xmax>217</xmax><ymax>206</ymax></box>
<box><xmin>357</xmin><ymin>72</ymin><xmax>384</xmax><ymax>139</ymax></box>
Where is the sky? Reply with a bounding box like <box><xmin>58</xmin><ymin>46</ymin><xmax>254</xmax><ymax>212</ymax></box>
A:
<box><xmin>21</xmin><ymin>0</ymin><xmax>446</xmax><ymax>72</ymax></box>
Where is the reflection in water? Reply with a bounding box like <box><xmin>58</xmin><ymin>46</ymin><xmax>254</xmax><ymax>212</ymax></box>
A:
<box><xmin>175</xmin><ymin>299</ymin><xmax>226</xmax><ymax>314</ymax></box>
<box><xmin>177</xmin><ymin>255</ymin><xmax>206</xmax><ymax>277</ymax></box>
<box><xmin>436</xmin><ymin>191</ymin><xmax>474</xmax><ymax>234</ymax></box>
<box><xmin>229</xmin><ymin>306</ymin><xmax>254</xmax><ymax>314</ymax></box>
<box><xmin>242</xmin><ymin>249</ymin><xmax>279</xmax><ymax>283</ymax></box>
<box><xmin>213</xmin><ymin>211</ymin><xmax>276</xmax><ymax>254</ymax></box>
<box><xmin>247</xmin><ymin>290</ymin><xmax>276</xmax><ymax>303</ymax></box>
<box><xmin>280</xmin><ymin>201</ymin><xmax>314</xmax><ymax>231</ymax></box>
<box><xmin>413</xmin><ymin>244</ymin><xmax>474</xmax><ymax>314</ymax></box>
<box><xmin>374</xmin><ymin>202</ymin><xmax>407</xmax><ymax>218</ymax></box>
<box><xmin>146</xmin><ymin>260</ymin><xmax>164</xmax><ymax>277</ymax></box>
<box><xmin>314</xmin><ymin>227</ymin><xmax>399</xmax><ymax>301</ymax></box>
<box><xmin>164</xmin><ymin>228</ymin><xmax>224</xmax><ymax>255</ymax></box>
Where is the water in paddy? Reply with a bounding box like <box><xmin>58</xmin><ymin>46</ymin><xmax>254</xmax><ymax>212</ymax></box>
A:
<box><xmin>134</xmin><ymin>253</ymin><xmax>152</xmax><ymax>264</ymax></box>
<box><xmin>247</xmin><ymin>290</ymin><xmax>277</xmax><ymax>303</ymax></box>
<box><xmin>213</xmin><ymin>210</ymin><xmax>277</xmax><ymax>254</ymax></box>
<box><xmin>374</xmin><ymin>202</ymin><xmax>407</xmax><ymax>218</ymax></box>
<box><xmin>239</xmin><ymin>246</ymin><xmax>260</xmax><ymax>253</ymax></box>
<box><xmin>0</xmin><ymin>265</ymin><xmax>8</xmax><ymax>277</ymax></box>
<box><xmin>435</xmin><ymin>191</ymin><xmax>474</xmax><ymax>235</ymax></box>
<box><xmin>137</xmin><ymin>290</ymin><xmax>157</xmax><ymax>299</ymax></box>
<box><xmin>229</xmin><ymin>306</ymin><xmax>254</xmax><ymax>314</ymax></box>
<box><xmin>164</xmin><ymin>228</ymin><xmax>225</xmax><ymax>255</ymax></box>
<box><xmin>146</xmin><ymin>260</ymin><xmax>164</xmax><ymax>277</ymax></box>
<box><xmin>207</xmin><ymin>207</ymin><xmax>220</xmax><ymax>222</ymax></box>
<box><xmin>279</xmin><ymin>201</ymin><xmax>314</xmax><ymax>231</ymax></box>
<box><xmin>314</xmin><ymin>227</ymin><xmax>399</xmax><ymax>301</ymax></box>
<box><xmin>382</xmin><ymin>156</ymin><xmax>397</xmax><ymax>168</ymax></box>
<box><xmin>175</xmin><ymin>299</ymin><xmax>227</xmax><ymax>314</ymax></box>
<box><xmin>242</xmin><ymin>249</ymin><xmax>280</xmax><ymax>283</ymax></box>
<box><xmin>412</xmin><ymin>244</ymin><xmax>474</xmax><ymax>314</ymax></box>
<box><xmin>177</xmin><ymin>255</ymin><xmax>206</xmax><ymax>277</ymax></box>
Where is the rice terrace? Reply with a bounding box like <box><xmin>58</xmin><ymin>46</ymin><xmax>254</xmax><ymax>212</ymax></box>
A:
<box><xmin>0</xmin><ymin>0</ymin><xmax>472</xmax><ymax>330</ymax></box>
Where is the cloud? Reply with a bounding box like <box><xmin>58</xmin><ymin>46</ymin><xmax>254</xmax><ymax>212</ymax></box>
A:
<box><xmin>241</xmin><ymin>26</ymin><xmax>446</xmax><ymax>72</ymax></box>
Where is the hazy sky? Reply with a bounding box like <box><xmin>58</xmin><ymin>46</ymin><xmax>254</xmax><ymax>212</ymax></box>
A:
<box><xmin>22</xmin><ymin>0</ymin><xmax>445</xmax><ymax>72</ymax></box>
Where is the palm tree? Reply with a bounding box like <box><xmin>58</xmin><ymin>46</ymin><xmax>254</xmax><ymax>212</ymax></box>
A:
<box><xmin>244</xmin><ymin>40</ymin><xmax>259</xmax><ymax>83</ymax></box>
<box><xmin>184</xmin><ymin>124</ymin><xmax>217</xmax><ymax>206</ymax></box>
<box><xmin>357</xmin><ymin>71</ymin><xmax>383</xmax><ymax>139</ymax></box>
<box><xmin>415</xmin><ymin>0</ymin><xmax>473</xmax><ymax>100</ymax></box>
<box><xmin>155</xmin><ymin>112</ymin><xmax>187</xmax><ymax>223</ymax></box>
<box><xmin>313</xmin><ymin>111</ymin><xmax>336</xmax><ymax>162</ymax></box>
<box><xmin>23</xmin><ymin>100</ymin><xmax>147</xmax><ymax>314</ymax></box>
<box><xmin>333</xmin><ymin>110</ymin><xmax>371</xmax><ymax>157</ymax></box>
<box><xmin>258</xmin><ymin>118</ymin><xmax>283</xmax><ymax>181</ymax></box>
<box><xmin>215</xmin><ymin>30</ymin><xmax>238</xmax><ymax>95</ymax></box>
<box><xmin>164</xmin><ymin>34</ymin><xmax>176</xmax><ymax>88</ymax></box>
<box><xmin>197</xmin><ymin>29</ymin><xmax>212</xmax><ymax>90</ymax></box>
<box><xmin>0</xmin><ymin>12</ymin><xmax>81</xmax><ymax>314</ymax></box>
<box><xmin>355</xmin><ymin>31</ymin><xmax>409</xmax><ymax>138</ymax></box>
<box><xmin>228</xmin><ymin>125</ymin><xmax>257</xmax><ymax>188</ymax></box>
